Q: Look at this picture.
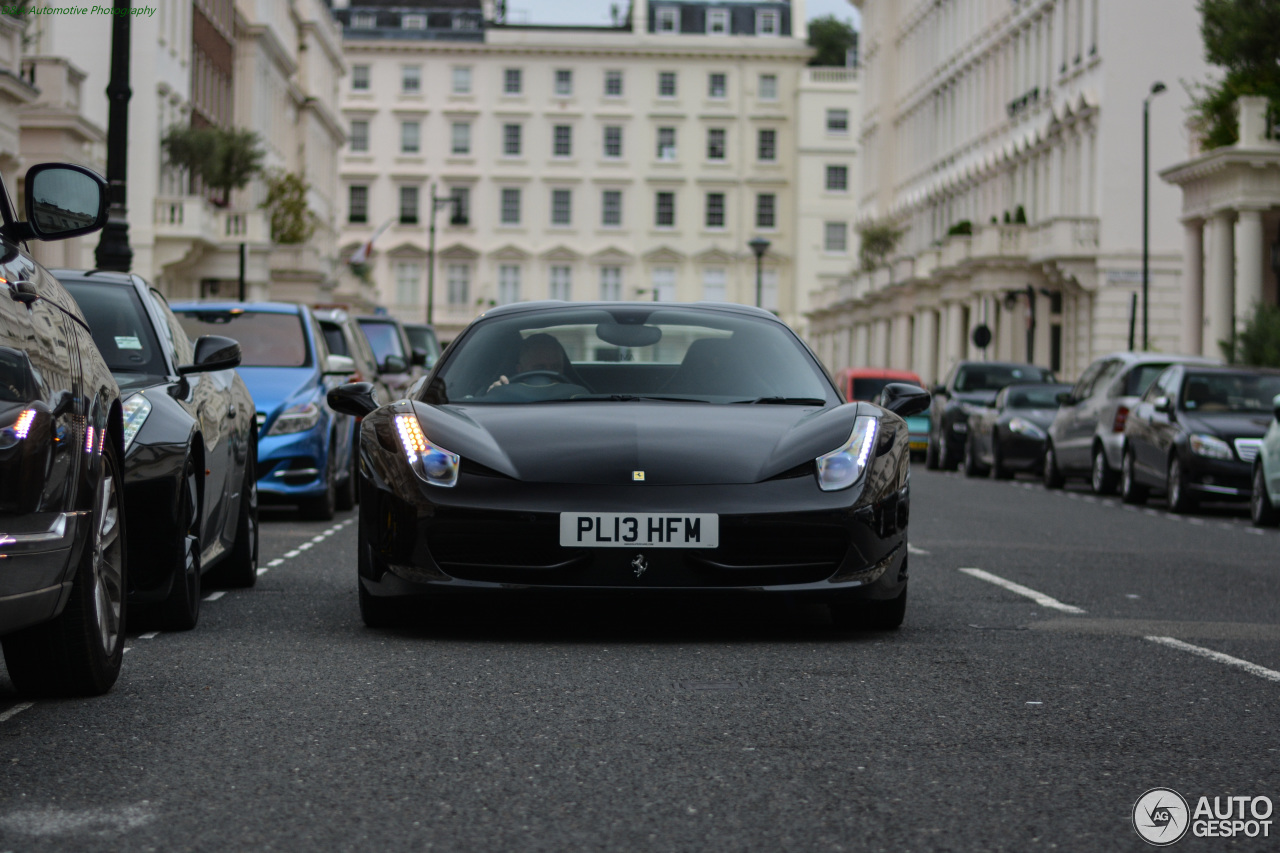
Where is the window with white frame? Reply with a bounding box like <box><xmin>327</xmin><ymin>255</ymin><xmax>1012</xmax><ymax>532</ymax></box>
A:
<box><xmin>601</xmin><ymin>190</ymin><xmax>622</xmax><ymax>226</ymax></box>
<box><xmin>656</xmin><ymin>127</ymin><xmax>676</xmax><ymax>160</ymax></box>
<box><xmin>652</xmin><ymin>267</ymin><xmax>676</xmax><ymax>301</ymax></box>
<box><xmin>500</xmin><ymin>188</ymin><xmax>521</xmax><ymax>225</ymax></box>
<box><xmin>446</xmin><ymin>264</ymin><xmax>470</xmax><ymax>306</ymax></box>
<box><xmin>757</xmin><ymin>128</ymin><xmax>776</xmax><ymax>161</ymax></box>
<box><xmin>705</xmin><ymin>192</ymin><xmax>725</xmax><ymax>229</ymax></box>
<box><xmin>401</xmin><ymin>65</ymin><xmax>421</xmax><ymax>94</ymax></box>
<box><xmin>656</xmin><ymin>6</ymin><xmax>678</xmax><ymax>32</ymax></box>
<box><xmin>348</xmin><ymin>185</ymin><xmax>368</xmax><ymax>224</ymax></box>
<box><xmin>503</xmin><ymin>123</ymin><xmax>522</xmax><ymax>157</ymax></box>
<box><xmin>555</xmin><ymin>69</ymin><xmax>573</xmax><ymax>96</ymax></box>
<box><xmin>825</xmin><ymin>164</ymin><xmax>848</xmax><ymax>191</ymax></box>
<box><xmin>658</xmin><ymin>71</ymin><xmax>677</xmax><ymax>97</ymax></box>
<box><xmin>401</xmin><ymin>13</ymin><xmax>426</xmax><ymax>29</ymax></box>
<box><xmin>706</xmin><ymin>9</ymin><xmax>728</xmax><ymax>34</ymax></box>
<box><xmin>600</xmin><ymin>266</ymin><xmax>622</xmax><ymax>300</ymax></box>
<box><xmin>604</xmin><ymin>70</ymin><xmax>623</xmax><ymax>97</ymax></box>
<box><xmin>551</xmin><ymin>189</ymin><xmax>572</xmax><ymax>225</ymax></box>
<box><xmin>504</xmin><ymin>68</ymin><xmax>522</xmax><ymax>95</ymax></box>
<box><xmin>702</xmin><ymin>267</ymin><xmax>726</xmax><ymax>301</ymax></box>
<box><xmin>349</xmin><ymin>119</ymin><xmax>369</xmax><ymax>152</ymax></box>
<box><xmin>756</xmin><ymin>9</ymin><xmax>778</xmax><ymax>36</ymax></box>
<box><xmin>400</xmin><ymin>121</ymin><xmax>420</xmax><ymax>154</ymax></box>
<box><xmin>395</xmin><ymin>262</ymin><xmax>420</xmax><ymax>305</ymax></box>
<box><xmin>655</xmin><ymin>191</ymin><xmax>675</xmax><ymax>227</ymax></box>
<box><xmin>352</xmin><ymin>65</ymin><xmax>370</xmax><ymax>91</ymax></box>
<box><xmin>824</xmin><ymin>221</ymin><xmax>848</xmax><ymax>253</ymax></box>
<box><xmin>761</xmin><ymin>269</ymin><xmax>778</xmax><ymax>311</ymax></box>
<box><xmin>498</xmin><ymin>265</ymin><xmax>521</xmax><ymax>304</ymax></box>
<box><xmin>708</xmin><ymin>72</ymin><xmax>727</xmax><ymax>99</ymax></box>
<box><xmin>758</xmin><ymin>73</ymin><xmax>777</xmax><ymax>100</ymax></box>
<box><xmin>399</xmin><ymin>186</ymin><xmax>419</xmax><ymax>225</ymax></box>
<box><xmin>603</xmin><ymin>126</ymin><xmax>623</xmax><ymax>158</ymax></box>
<box><xmin>553</xmin><ymin>125</ymin><xmax>572</xmax><ymax>157</ymax></box>
<box><xmin>550</xmin><ymin>265</ymin><xmax>572</xmax><ymax>301</ymax></box>
<box><xmin>707</xmin><ymin>128</ymin><xmax>726</xmax><ymax>160</ymax></box>
<box><xmin>826</xmin><ymin>108</ymin><xmax>849</xmax><ymax>134</ymax></box>
<box><xmin>756</xmin><ymin>193</ymin><xmax>776</xmax><ymax>228</ymax></box>
<box><xmin>451</xmin><ymin>122</ymin><xmax>471</xmax><ymax>155</ymax></box>
<box><xmin>451</xmin><ymin>66</ymin><xmax>471</xmax><ymax>94</ymax></box>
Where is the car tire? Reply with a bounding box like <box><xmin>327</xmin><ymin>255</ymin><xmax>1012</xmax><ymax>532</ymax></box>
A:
<box><xmin>1166</xmin><ymin>455</ymin><xmax>1197</xmax><ymax>515</ymax></box>
<box><xmin>335</xmin><ymin>442</ymin><xmax>357</xmax><ymax>512</ymax></box>
<box><xmin>830</xmin><ymin>585</ymin><xmax>907</xmax><ymax>631</ymax></box>
<box><xmin>1252</xmin><ymin>463</ymin><xmax>1280</xmax><ymax>527</ymax></box>
<box><xmin>158</xmin><ymin>459</ymin><xmax>201</xmax><ymax>631</ymax></box>
<box><xmin>1091</xmin><ymin>446</ymin><xmax>1118</xmax><ymax>495</ymax></box>
<box><xmin>210</xmin><ymin>449</ymin><xmax>258</xmax><ymax>588</ymax></box>
<box><xmin>990</xmin><ymin>436</ymin><xmax>1013</xmax><ymax>480</ymax></box>
<box><xmin>937</xmin><ymin>429</ymin><xmax>959</xmax><ymax>471</ymax></box>
<box><xmin>301</xmin><ymin>459</ymin><xmax>337</xmax><ymax>521</ymax></box>
<box><xmin>2</xmin><ymin>440</ymin><xmax>127</xmax><ymax>697</ymax></box>
<box><xmin>1042</xmin><ymin>442</ymin><xmax>1065</xmax><ymax>489</ymax></box>
<box><xmin>924</xmin><ymin>434</ymin><xmax>940</xmax><ymax>470</ymax></box>
<box><xmin>1121</xmin><ymin>447</ymin><xmax>1148</xmax><ymax>505</ymax></box>
<box><xmin>963</xmin><ymin>436</ymin><xmax>987</xmax><ymax>478</ymax></box>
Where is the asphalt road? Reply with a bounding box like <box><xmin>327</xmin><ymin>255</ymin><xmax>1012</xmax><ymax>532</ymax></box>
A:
<box><xmin>1</xmin><ymin>470</ymin><xmax>1277</xmax><ymax>852</ymax></box>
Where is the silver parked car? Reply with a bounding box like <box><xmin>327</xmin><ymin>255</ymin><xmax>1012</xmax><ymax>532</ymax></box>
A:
<box><xmin>1253</xmin><ymin>392</ymin><xmax>1280</xmax><ymax>527</ymax></box>
<box><xmin>1044</xmin><ymin>351</ymin><xmax>1220</xmax><ymax>493</ymax></box>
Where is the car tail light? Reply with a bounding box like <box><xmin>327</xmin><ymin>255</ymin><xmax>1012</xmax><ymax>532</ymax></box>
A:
<box><xmin>1112</xmin><ymin>406</ymin><xmax>1129</xmax><ymax>433</ymax></box>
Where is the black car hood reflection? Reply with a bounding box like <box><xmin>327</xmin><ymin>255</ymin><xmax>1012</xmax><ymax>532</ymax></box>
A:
<box><xmin>1178</xmin><ymin>410</ymin><xmax>1273</xmax><ymax>438</ymax></box>
<box><xmin>413</xmin><ymin>400</ymin><xmax>862</xmax><ymax>485</ymax></box>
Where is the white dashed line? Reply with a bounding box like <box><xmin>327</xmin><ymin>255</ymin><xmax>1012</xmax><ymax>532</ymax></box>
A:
<box><xmin>203</xmin><ymin>591</ymin><xmax>225</xmax><ymax>602</ymax></box>
<box><xmin>907</xmin><ymin>544</ymin><xmax>931</xmax><ymax>556</ymax></box>
<box><xmin>284</xmin><ymin>549</ymin><xmax>300</xmax><ymax>558</ymax></box>
<box><xmin>0</xmin><ymin>703</ymin><xmax>34</xmax><ymax>723</ymax></box>
<box><xmin>122</xmin><ymin>647</ymin><xmax>132</xmax><ymax>654</ymax></box>
<box><xmin>267</xmin><ymin>558</ymin><xmax>284</xmax><ymax>567</ymax></box>
<box><xmin>959</xmin><ymin>567</ymin><xmax>1087</xmax><ymax>614</ymax></box>
<box><xmin>1247</xmin><ymin>528</ymin><xmax>1265</xmax><ymax>535</ymax></box>
<box><xmin>1146</xmin><ymin>636</ymin><xmax>1280</xmax><ymax>683</ymax></box>
<box><xmin>138</xmin><ymin>631</ymin><xmax>160</xmax><ymax>640</ymax></box>
<box><xmin>297</xmin><ymin>542</ymin><xmax>313</xmax><ymax>552</ymax></box>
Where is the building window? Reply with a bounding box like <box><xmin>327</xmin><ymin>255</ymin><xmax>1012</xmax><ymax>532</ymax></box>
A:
<box><xmin>657</xmin><ymin>127</ymin><xmax>676</xmax><ymax>160</ymax></box>
<box><xmin>500</xmin><ymin>188</ymin><xmax>521</xmax><ymax>225</ymax></box>
<box><xmin>825</xmin><ymin>164</ymin><xmax>848</xmax><ymax>191</ymax></box>
<box><xmin>756</xmin><ymin>9</ymin><xmax>778</xmax><ymax>36</ymax></box>
<box><xmin>498</xmin><ymin>265</ymin><xmax>521</xmax><ymax>304</ymax></box>
<box><xmin>655</xmin><ymin>191</ymin><xmax>675</xmax><ymax>227</ymax></box>
<box><xmin>402</xmin><ymin>65</ymin><xmax>421</xmax><ymax>94</ymax></box>
<box><xmin>656</xmin><ymin>6</ymin><xmax>678</xmax><ymax>32</ymax></box>
<box><xmin>503</xmin><ymin>123</ymin><xmax>522</xmax><ymax>157</ymax></box>
<box><xmin>447</xmin><ymin>264</ymin><xmax>470</xmax><ymax>306</ymax></box>
<box><xmin>349</xmin><ymin>119</ymin><xmax>369</xmax><ymax>153</ymax></box>
<box><xmin>449</xmin><ymin>187</ymin><xmax>470</xmax><ymax>225</ymax></box>
<box><xmin>451</xmin><ymin>122</ymin><xmax>471</xmax><ymax>155</ymax></box>
<box><xmin>705</xmin><ymin>192</ymin><xmax>725</xmax><ymax>229</ymax></box>
<box><xmin>658</xmin><ymin>71</ymin><xmax>677</xmax><ymax>98</ymax></box>
<box><xmin>550</xmin><ymin>265</ymin><xmax>572</xmax><ymax>301</ymax></box>
<box><xmin>351</xmin><ymin>12</ymin><xmax>375</xmax><ymax>29</ymax></box>
<box><xmin>400</xmin><ymin>121</ymin><xmax>420</xmax><ymax>154</ymax></box>
<box><xmin>395</xmin><ymin>262</ymin><xmax>420</xmax><ymax>305</ymax></box>
<box><xmin>399</xmin><ymin>186</ymin><xmax>419</xmax><ymax>225</ymax></box>
<box><xmin>707</xmin><ymin>128</ymin><xmax>726</xmax><ymax>160</ymax></box>
<box><xmin>652</xmin><ymin>267</ymin><xmax>676</xmax><ymax>301</ymax></box>
<box><xmin>452</xmin><ymin>66</ymin><xmax>471</xmax><ymax>94</ymax></box>
<box><xmin>757</xmin><ymin>128</ymin><xmax>776</xmax><ymax>161</ymax></box>
<box><xmin>706</xmin><ymin>9</ymin><xmax>728</xmax><ymax>34</ymax></box>
<box><xmin>555</xmin><ymin>68</ymin><xmax>573</xmax><ymax>96</ymax></box>
<box><xmin>826</xmin><ymin>108</ymin><xmax>849</xmax><ymax>134</ymax></box>
<box><xmin>551</xmin><ymin>189</ymin><xmax>572</xmax><ymax>225</ymax></box>
<box><xmin>553</xmin><ymin>125</ymin><xmax>573</xmax><ymax>158</ymax></box>
<box><xmin>600</xmin><ymin>266</ymin><xmax>622</xmax><ymax>300</ymax></box>
<box><xmin>758</xmin><ymin>73</ymin><xmax>777</xmax><ymax>100</ymax></box>
<box><xmin>602</xmin><ymin>190</ymin><xmax>623</xmax><ymax>226</ymax></box>
<box><xmin>708</xmin><ymin>72</ymin><xmax>727</xmax><ymax>99</ymax></box>
<box><xmin>756</xmin><ymin>193</ymin><xmax>775</xmax><ymax>228</ymax></box>
<box><xmin>352</xmin><ymin>65</ymin><xmax>370</xmax><ymax>91</ymax></box>
<box><xmin>604</xmin><ymin>70</ymin><xmax>624</xmax><ymax>97</ymax></box>
<box><xmin>504</xmin><ymin>68</ymin><xmax>522</xmax><ymax>95</ymax></box>
<box><xmin>401</xmin><ymin>13</ymin><xmax>426</xmax><ymax>29</ymax></box>
<box><xmin>824</xmin><ymin>221</ymin><xmax>848</xmax><ymax>253</ymax></box>
<box><xmin>702</xmin><ymin>267</ymin><xmax>726</xmax><ymax>301</ymax></box>
<box><xmin>603</xmin><ymin>126</ymin><xmax>623</xmax><ymax>158</ymax></box>
<box><xmin>348</xmin><ymin>185</ymin><xmax>368</xmax><ymax>224</ymax></box>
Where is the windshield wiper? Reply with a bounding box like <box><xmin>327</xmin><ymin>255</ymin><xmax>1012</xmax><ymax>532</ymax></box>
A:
<box><xmin>734</xmin><ymin>397</ymin><xmax>827</xmax><ymax>406</ymax></box>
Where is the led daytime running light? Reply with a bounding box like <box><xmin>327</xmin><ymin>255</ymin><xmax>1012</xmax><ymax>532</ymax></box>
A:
<box><xmin>394</xmin><ymin>413</ymin><xmax>460</xmax><ymax>488</ymax></box>
<box><xmin>816</xmin><ymin>416</ymin><xmax>879</xmax><ymax>492</ymax></box>
<box><xmin>85</xmin><ymin>424</ymin><xmax>95</xmax><ymax>454</ymax></box>
<box><xmin>122</xmin><ymin>393</ymin><xmax>152</xmax><ymax>451</ymax></box>
<box><xmin>12</xmin><ymin>408</ymin><xmax>35</xmax><ymax>440</ymax></box>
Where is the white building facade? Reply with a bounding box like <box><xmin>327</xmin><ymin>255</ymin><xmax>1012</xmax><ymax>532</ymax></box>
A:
<box><xmin>808</xmin><ymin>0</ymin><xmax>1210</xmax><ymax>384</ymax></box>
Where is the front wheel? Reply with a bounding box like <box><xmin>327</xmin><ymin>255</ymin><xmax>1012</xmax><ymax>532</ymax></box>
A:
<box><xmin>1121</xmin><ymin>447</ymin><xmax>1149</xmax><ymax>505</ymax></box>
<box><xmin>924</xmin><ymin>436</ymin><xmax>940</xmax><ymax>470</ymax></box>
<box><xmin>990</xmin><ymin>438</ymin><xmax>1013</xmax><ymax>480</ymax></box>
<box><xmin>1042</xmin><ymin>443</ymin><xmax>1065</xmax><ymax>489</ymax></box>
<box><xmin>1252</xmin><ymin>464</ymin><xmax>1280</xmax><ymax>527</ymax></box>
<box><xmin>1091</xmin><ymin>447</ymin><xmax>1118</xmax><ymax>495</ymax></box>
<box><xmin>1166</xmin><ymin>455</ymin><xmax>1198</xmax><ymax>514</ymax></box>
<box><xmin>830</xmin><ymin>585</ymin><xmax>907</xmax><ymax>631</ymax></box>
<box><xmin>962</xmin><ymin>437</ymin><xmax>987</xmax><ymax>477</ymax></box>
<box><xmin>210</xmin><ymin>449</ymin><xmax>258</xmax><ymax>588</ymax></box>
<box><xmin>158</xmin><ymin>460</ymin><xmax>201</xmax><ymax>631</ymax></box>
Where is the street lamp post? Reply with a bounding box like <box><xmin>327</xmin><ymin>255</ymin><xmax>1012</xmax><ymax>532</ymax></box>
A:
<box><xmin>748</xmin><ymin>237</ymin><xmax>770</xmax><ymax>309</ymax></box>
<box><xmin>1142</xmin><ymin>80</ymin><xmax>1167</xmax><ymax>351</ymax></box>
<box><xmin>94</xmin><ymin>0</ymin><xmax>133</xmax><ymax>272</ymax></box>
<box><xmin>426</xmin><ymin>183</ymin><xmax>460</xmax><ymax>325</ymax></box>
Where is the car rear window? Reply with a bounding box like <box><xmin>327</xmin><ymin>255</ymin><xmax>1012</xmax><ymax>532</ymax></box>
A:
<box><xmin>61</xmin><ymin>281</ymin><xmax>168</xmax><ymax>377</ymax></box>
<box><xmin>175</xmin><ymin>310</ymin><xmax>310</xmax><ymax>368</ymax></box>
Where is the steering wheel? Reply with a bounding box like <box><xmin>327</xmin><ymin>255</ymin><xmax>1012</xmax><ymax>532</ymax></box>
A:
<box><xmin>507</xmin><ymin>370</ymin><xmax>571</xmax><ymax>387</ymax></box>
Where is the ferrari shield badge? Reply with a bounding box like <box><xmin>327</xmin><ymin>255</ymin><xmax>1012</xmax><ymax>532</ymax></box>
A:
<box><xmin>632</xmin><ymin>470</ymin><xmax>645</xmax><ymax>481</ymax></box>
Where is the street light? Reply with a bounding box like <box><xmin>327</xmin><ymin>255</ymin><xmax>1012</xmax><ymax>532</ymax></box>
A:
<box><xmin>748</xmin><ymin>237</ymin><xmax>770</xmax><ymax>308</ymax></box>
<box><xmin>426</xmin><ymin>183</ymin><xmax>462</xmax><ymax>325</ymax></box>
<box><xmin>1142</xmin><ymin>80</ymin><xmax>1167</xmax><ymax>351</ymax></box>
<box><xmin>94</xmin><ymin>0</ymin><xmax>133</xmax><ymax>272</ymax></box>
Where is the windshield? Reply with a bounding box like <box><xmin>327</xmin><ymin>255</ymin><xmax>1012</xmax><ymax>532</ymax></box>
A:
<box><xmin>61</xmin><ymin>281</ymin><xmax>168</xmax><ymax>376</ymax></box>
<box><xmin>358</xmin><ymin>320</ymin><xmax>405</xmax><ymax>363</ymax></box>
<box><xmin>1006</xmin><ymin>384</ymin><xmax>1071</xmax><ymax>409</ymax></box>
<box><xmin>176</xmin><ymin>309</ymin><xmax>310</xmax><ymax>368</ymax></box>
<box><xmin>405</xmin><ymin>326</ymin><xmax>441</xmax><ymax>365</ymax></box>
<box><xmin>955</xmin><ymin>364</ymin><xmax>1054</xmax><ymax>393</ymax></box>
<box><xmin>1180</xmin><ymin>372</ymin><xmax>1280</xmax><ymax>414</ymax></box>
<box><xmin>424</xmin><ymin>306</ymin><xmax>834</xmax><ymax>405</ymax></box>
<box><xmin>320</xmin><ymin>322</ymin><xmax>348</xmax><ymax>357</ymax></box>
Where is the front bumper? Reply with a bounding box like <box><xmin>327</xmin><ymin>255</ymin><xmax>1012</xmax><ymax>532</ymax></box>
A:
<box><xmin>999</xmin><ymin>434</ymin><xmax>1048</xmax><ymax>468</ymax></box>
<box><xmin>1185</xmin><ymin>455</ymin><xmax>1252</xmax><ymax>499</ymax></box>
<box><xmin>0</xmin><ymin>511</ymin><xmax>83</xmax><ymax>634</ymax></box>
<box><xmin>257</xmin><ymin>426</ymin><xmax>332</xmax><ymax>502</ymax></box>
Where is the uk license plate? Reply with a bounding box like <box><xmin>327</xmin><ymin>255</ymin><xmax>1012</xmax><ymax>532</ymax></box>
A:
<box><xmin>559</xmin><ymin>513</ymin><xmax>719</xmax><ymax>548</ymax></box>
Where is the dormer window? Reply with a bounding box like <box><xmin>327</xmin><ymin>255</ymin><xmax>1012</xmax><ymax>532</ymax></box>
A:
<box><xmin>656</xmin><ymin>7</ymin><xmax>678</xmax><ymax>32</ymax></box>
<box><xmin>706</xmin><ymin>9</ymin><xmax>728</xmax><ymax>35</ymax></box>
<box><xmin>756</xmin><ymin>10</ymin><xmax>779</xmax><ymax>36</ymax></box>
<box><xmin>401</xmin><ymin>13</ymin><xmax>426</xmax><ymax>29</ymax></box>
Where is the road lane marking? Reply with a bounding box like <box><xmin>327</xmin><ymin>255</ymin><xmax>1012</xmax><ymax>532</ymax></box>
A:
<box><xmin>203</xmin><ymin>591</ymin><xmax>225</xmax><ymax>602</ymax></box>
<box><xmin>0</xmin><ymin>703</ymin><xmax>33</xmax><ymax>723</ymax></box>
<box><xmin>284</xmin><ymin>550</ymin><xmax>300</xmax><ymax>558</ymax></box>
<box><xmin>959</xmin><ymin>568</ymin><xmax>1087</xmax><ymax>614</ymax></box>
<box><xmin>267</xmin><ymin>558</ymin><xmax>284</xmax><ymax>567</ymax></box>
<box><xmin>1146</xmin><ymin>636</ymin><xmax>1280</xmax><ymax>683</ymax></box>
<box><xmin>907</xmin><ymin>544</ymin><xmax>930</xmax><ymax>556</ymax></box>
<box><xmin>138</xmin><ymin>631</ymin><xmax>160</xmax><ymax>639</ymax></box>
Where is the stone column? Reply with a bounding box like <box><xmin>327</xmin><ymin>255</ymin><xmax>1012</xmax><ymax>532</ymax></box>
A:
<box><xmin>1204</xmin><ymin>210</ymin><xmax>1235</xmax><ymax>358</ymax></box>
<box><xmin>946</xmin><ymin>301</ymin><xmax>965</xmax><ymax>370</ymax></box>
<box><xmin>893</xmin><ymin>313</ymin><xmax>912</xmax><ymax>368</ymax></box>
<box><xmin>1235</xmin><ymin>208</ymin><xmax>1265</xmax><ymax>337</ymax></box>
<box><xmin>968</xmin><ymin>294</ymin><xmax>986</xmax><ymax>360</ymax></box>
<box><xmin>1181</xmin><ymin>219</ymin><xmax>1204</xmax><ymax>355</ymax></box>
<box><xmin>918</xmin><ymin>308</ymin><xmax>940</xmax><ymax>385</ymax></box>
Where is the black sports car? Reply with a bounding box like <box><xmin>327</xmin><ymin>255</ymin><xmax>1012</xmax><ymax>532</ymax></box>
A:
<box><xmin>964</xmin><ymin>383</ymin><xmax>1072</xmax><ymax>479</ymax></box>
<box><xmin>57</xmin><ymin>270</ymin><xmax>259</xmax><ymax>630</ymax></box>
<box><xmin>926</xmin><ymin>360</ymin><xmax>1056</xmax><ymax>470</ymax></box>
<box><xmin>329</xmin><ymin>302</ymin><xmax>930</xmax><ymax>630</ymax></box>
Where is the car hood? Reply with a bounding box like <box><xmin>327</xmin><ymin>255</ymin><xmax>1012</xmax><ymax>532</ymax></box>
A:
<box><xmin>238</xmin><ymin>366</ymin><xmax>319</xmax><ymax>412</ymax></box>
<box><xmin>1179</xmin><ymin>411</ymin><xmax>1273</xmax><ymax>438</ymax></box>
<box><xmin>412</xmin><ymin>401</ymin><xmax>866</xmax><ymax>485</ymax></box>
<box><xmin>953</xmin><ymin>391</ymin><xmax>999</xmax><ymax>407</ymax></box>
<box><xmin>1007</xmin><ymin>407</ymin><xmax>1059</xmax><ymax>428</ymax></box>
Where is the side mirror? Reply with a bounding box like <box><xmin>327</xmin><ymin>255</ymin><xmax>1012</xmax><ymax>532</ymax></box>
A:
<box><xmin>24</xmin><ymin>163</ymin><xmax>109</xmax><ymax>240</ymax></box>
<box><xmin>380</xmin><ymin>354</ymin><xmax>408</xmax><ymax>375</ymax></box>
<box><xmin>178</xmin><ymin>335</ymin><xmax>241</xmax><ymax>375</ymax></box>
<box><xmin>930</xmin><ymin>384</ymin><xmax>947</xmax><ymax>397</ymax></box>
<box><xmin>878</xmin><ymin>383</ymin><xmax>932</xmax><ymax>418</ymax></box>
<box><xmin>1154</xmin><ymin>396</ymin><xmax>1174</xmax><ymax>415</ymax></box>
<box><xmin>324</xmin><ymin>354</ymin><xmax>357</xmax><ymax>376</ymax></box>
<box><xmin>327</xmin><ymin>382</ymin><xmax>379</xmax><ymax>418</ymax></box>
<box><xmin>410</xmin><ymin>348</ymin><xmax>429</xmax><ymax>368</ymax></box>
<box><xmin>1056</xmin><ymin>391</ymin><xmax>1073</xmax><ymax>405</ymax></box>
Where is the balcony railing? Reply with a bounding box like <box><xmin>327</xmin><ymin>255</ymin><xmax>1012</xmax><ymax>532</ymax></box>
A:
<box><xmin>154</xmin><ymin>197</ymin><xmax>268</xmax><ymax>246</ymax></box>
<box><xmin>805</xmin><ymin>68</ymin><xmax>858</xmax><ymax>86</ymax></box>
<box><xmin>1027</xmin><ymin>216</ymin><xmax>1100</xmax><ymax>261</ymax></box>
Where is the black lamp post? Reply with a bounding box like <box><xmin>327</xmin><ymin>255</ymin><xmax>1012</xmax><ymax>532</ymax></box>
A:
<box><xmin>425</xmin><ymin>183</ymin><xmax>461</xmax><ymax>325</ymax></box>
<box><xmin>95</xmin><ymin>0</ymin><xmax>133</xmax><ymax>272</ymax></box>
<box><xmin>1142</xmin><ymin>80</ymin><xmax>1167</xmax><ymax>350</ymax></box>
<box><xmin>748</xmin><ymin>237</ymin><xmax>770</xmax><ymax>308</ymax></box>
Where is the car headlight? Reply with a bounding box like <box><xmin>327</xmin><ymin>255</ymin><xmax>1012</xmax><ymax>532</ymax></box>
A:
<box><xmin>816</xmin><ymin>415</ymin><xmax>878</xmax><ymax>492</ymax></box>
<box><xmin>1189</xmin><ymin>433</ymin><xmax>1232</xmax><ymax>460</ymax></box>
<box><xmin>395</xmin><ymin>413</ymin><xmax>459</xmax><ymax>488</ymax></box>
<box><xmin>266</xmin><ymin>401</ymin><xmax>321</xmax><ymax>436</ymax></box>
<box><xmin>122</xmin><ymin>393</ymin><xmax>152</xmax><ymax>451</ymax></box>
<box><xmin>1008</xmin><ymin>417</ymin><xmax>1046</xmax><ymax>439</ymax></box>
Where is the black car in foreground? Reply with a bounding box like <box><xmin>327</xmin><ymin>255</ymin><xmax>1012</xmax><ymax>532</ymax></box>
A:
<box><xmin>0</xmin><ymin>163</ymin><xmax>122</xmax><ymax>696</ymax></box>
<box><xmin>57</xmin><ymin>270</ymin><xmax>259</xmax><ymax>630</ymax></box>
<box><xmin>964</xmin><ymin>383</ymin><xmax>1073</xmax><ymax>479</ymax></box>
<box><xmin>330</xmin><ymin>302</ymin><xmax>930</xmax><ymax>630</ymax></box>
<box><xmin>926</xmin><ymin>360</ymin><xmax>1056</xmax><ymax>470</ymax></box>
<box><xmin>1121</xmin><ymin>364</ymin><xmax>1280</xmax><ymax>512</ymax></box>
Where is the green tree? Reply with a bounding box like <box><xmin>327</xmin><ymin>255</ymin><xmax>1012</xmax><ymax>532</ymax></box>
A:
<box><xmin>807</xmin><ymin>15</ymin><xmax>857</xmax><ymax>67</ymax></box>
<box><xmin>857</xmin><ymin>219</ymin><xmax>903</xmax><ymax>271</ymax></box>
<box><xmin>1222</xmin><ymin>302</ymin><xmax>1280</xmax><ymax>366</ymax></box>
<box><xmin>162</xmin><ymin>124</ymin><xmax>265</xmax><ymax>206</ymax></box>
<box><xmin>1190</xmin><ymin>0</ymin><xmax>1280</xmax><ymax>148</ymax></box>
<box><xmin>260</xmin><ymin>169</ymin><xmax>317</xmax><ymax>245</ymax></box>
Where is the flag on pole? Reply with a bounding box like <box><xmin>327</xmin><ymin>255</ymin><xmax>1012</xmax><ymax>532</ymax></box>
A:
<box><xmin>349</xmin><ymin>218</ymin><xmax>394</xmax><ymax>267</ymax></box>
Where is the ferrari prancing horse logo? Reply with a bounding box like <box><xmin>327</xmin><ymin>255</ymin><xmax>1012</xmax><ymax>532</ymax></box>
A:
<box><xmin>631</xmin><ymin>554</ymin><xmax>648</xmax><ymax>577</ymax></box>
<box><xmin>632</xmin><ymin>470</ymin><xmax>645</xmax><ymax>481</ymax></box>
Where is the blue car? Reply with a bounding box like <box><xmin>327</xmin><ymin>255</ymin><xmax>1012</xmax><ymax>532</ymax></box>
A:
<box><xmin>171</xmin><ymin>302</ymin><xmax>357</xmax><ymax>520</ymax></box>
